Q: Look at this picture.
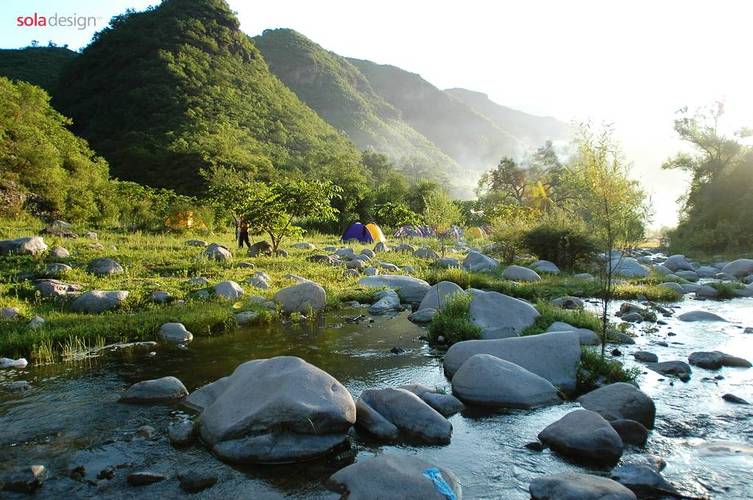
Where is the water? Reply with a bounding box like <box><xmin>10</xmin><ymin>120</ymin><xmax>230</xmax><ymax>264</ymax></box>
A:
<box><xmin>1</xmin><ymin>299</ymin><xmax>752</xmax><ymax>499</ymax></box>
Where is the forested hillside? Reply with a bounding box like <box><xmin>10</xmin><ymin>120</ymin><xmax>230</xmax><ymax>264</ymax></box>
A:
<box><xmin>0</xmin><ymin>46</ymin><xmax>78</xmax><ymax>91</ymax></box>
<box><xmin>52</xmin><ymin>0</ymin><xmax>361</xmax><ymax>194</ymax></box>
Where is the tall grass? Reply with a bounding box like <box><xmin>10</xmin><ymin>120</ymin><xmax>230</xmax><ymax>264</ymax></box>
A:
<box><xmin>427</xmin><ymin>292</ymin><xmax>482</xmax><ymax>345</ymax></box>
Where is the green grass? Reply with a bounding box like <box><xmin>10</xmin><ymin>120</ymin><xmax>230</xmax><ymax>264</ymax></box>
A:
<box><xmin>577</xmin><ymin>347</ymin><xmax>640</xmax><ymax>394</ymax></box>
<box><xmin>427</xmin><ymin>292</ymin><xmax>482</xmax><ymax>345</ymax></box>
<box><xmin>522</xmin><ymin>301</ymin><xmax>602</xmax><ymax>336</ymax></box>
<box><xmin>709</xmin><ymin>281</ymin><xmax>744</xmax><ymax>299</ymax></box>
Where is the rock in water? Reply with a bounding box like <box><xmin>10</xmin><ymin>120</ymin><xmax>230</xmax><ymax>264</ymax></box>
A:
<box><xmin>359</xmin><ymin>388</ymin><xmax>452</xmax><ymax>444</ymax></box>
<box><xmin>169</xmin><ymin>419</ymin><xmax>196</xmax><ymax>446</ymax></box>
<box><xmin>418</xmin><ymin>281</ymin><xmax>464</xmax><ymax>311</ymax></box>
<box><xmin>688</xmin><ymin>351</ymin><xmax>724</xmax><ymax>370</ymax></box>
<box><xmin>70</xmin><ymin>290</ymin><xmax>129</xmax><ymax>313</ymax></box>
<box><xmin>0</xmin><ymin>465</ymin><xmax>47</xmax><ymax>493</ymax></box>
<box><xmin>157</xmin><ymin>323</ymin><xmax>193</xmax><ymax>344</ymax></box>
<box><xmin>451</xmin><ymin>354</ymin><xmax>561</xmax><ymax>408</ymax></box>
<box><xmin>677</xmin><ymin>310</ymin><xmax>728</xmax><ymax>322</ymax></box>
<box><xmin>326</xmin><ymin>454</ymin><xmax>462</xmax><ymax>500</ymax></box>
<box><xmin>530</xmin><ymin>473</ymin><xmax>636</xmax><ymax>500</ymax></box>
<box><xmin>647</xmin><ymin>361</ymin><xmax>692</xmax><ymax>382</ymax></box>
<box><xmin>358</xmin><ymin>275</ymin><xmax>431</xmax><ymax>304</ymax></box>
<box><xmin>187</xmin><ymin>356</ymin><xmax>355</xmax><ymax>464</ymax></box>
<box><xmin>609</xmin><ymin>419</ymin><xmax>649</xmax><ymax>446</ymax></box>
<box><xmin>538</xmin><ymin>409</ymin><xmax>624</xmax><ymax>464</ymax></box>
<box><xmin>577</xmin><ymin>382</ymin><xmax>656</xmax><ymax>429</ymax></box>
<box><xmin>633</xmin><ymin>351</ymin><xmax>658</xmax><ymax>363</ymax></box>
<box><xmin>355</xmin><ymin>399</ymin><xmax>399</xmax><ymax>440</ymax></box>
<box><xmin>444</xmin><ymin>331</ymin><xmax>581</xmax><ymax>393</ymax></box>
<box><xmin>721</xmin><ymin>259</ymin><xmax>753</xmax><ymax>279</ymax></box>
<box><xmin>126</xmin><ymin>471</ymin><xmax>166</xmax><ymax>486</ymax></box>
<box><xmin>178</xmin><ymin>470</ymin><xmax>218</xmax><ymax>493</ymax></box>
<box><xmin>611</xmin><ymin>464</ymin><xmax>680</xmax><ymax>498</ymax></box>
<box><xmin>120</xmin><ymin>376</ymin><xmax>188</xmax><ymax>403</ymax></box>
<box><xmin>274</xmin><ymin>281</ymin><xmax>327</xmax><ymax>313</ymax></box>
<box><xmin>468</xmin><ymin>289</ymin><xmax>540</xmax><ymax>339</ymax></box>
<box><xmin>368</xmin><ymin>290</ymin><xmax>401</xmax><ymax>315</ymax></box>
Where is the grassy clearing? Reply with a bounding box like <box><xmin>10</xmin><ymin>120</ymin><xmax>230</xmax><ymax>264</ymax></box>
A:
<box><xmin>577</xmin><ymin>347</ymin><xmax>640</xmax><ymax>393</ymax></box>
<box><xmin>427</xmin><ymin>292</ymin><xmax>481</xmax><ymax>345</ymax></box>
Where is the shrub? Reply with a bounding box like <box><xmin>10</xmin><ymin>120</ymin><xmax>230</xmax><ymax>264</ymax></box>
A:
<box><xmin>523</xmin><ymin>301</ymin><xmax>601</xmax><ymax>336</ymax></box>
<box><xmin>522</xmin><ymin>224</ymin><xmax>597</xmax><ymax>270</ymax></box>
<box><xmin>427</xmin><ymin>292</ymin><xmax>481</xmax><ymax>345</ymax></box>
<box><xmin>577</xmin><ymin>347</ymin><xmax>640</xmax><ymax>393</ymax></box>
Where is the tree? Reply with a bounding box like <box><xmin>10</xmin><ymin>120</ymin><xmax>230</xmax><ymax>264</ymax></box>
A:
<box><xmin>423</xmin><ymin>189</ymin><xmax>462</xmax><ymax>255</ymax></box>
<box><xmin>476</xmin><ymin>157</ymin><xmax>528</xmax><ymax>205</ymax></box>
<box><xmin>489</xmin><ymin>204</ymin><xmax>540</xmax><ymax>264</ymax></box>
<box><xmin>372</xmin><ymin>202</ymin><xmax>421</xmax><ymax>228</ymax></box>
<box><xmin>561</xmin><ymin>125</ymin><xmax>650</xmax><ymax>357</ymax></box>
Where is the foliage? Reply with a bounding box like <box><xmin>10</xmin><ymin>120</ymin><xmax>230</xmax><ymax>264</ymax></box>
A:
<box><xmin>577</xmin><ymin>347</ymin><xmax>640</xmax><ymax>393</ymax></box>
<box><xmin>372</xmin><ymin>202</ymin><xmax>421</xmax><ymax>228</ymax></box>
<box><xmin>0</xmin><ymin>77</ymin><xmax>115</xmax><ymax>223</ymax></box>
<box><xmin>52</xmin><ymin>0</ymin><xmax>362</xmax><ymax>195</ymax></box>
<box><xmin>112</xmin><ymin>180</ymin><xmax>210</xmax><ymax>231</ymax></box>
<box><xmin>664</xmin><ymin>103</ymin><xmax>753</xmax><ymax>254</ymax></box>
<box><xmin>522</xmin><ymin>301</ymin><xmax>602</xmax><ymax>336</ymax></box>
<box><xmin>427</xmin><ymin>292</ymin><xmax>481</xmax><ymax>345</ymax></box>
<box><xmin>522</xmin><ymin>222</ymin><xmax>597</xmax><ymax>270</ymax></box>
<box><xmin>423</xmin><ymin>189</ymin><xmax>463</xmax><ymax>255</ymax></box>
<box><xmin>0</xmin><ymin>46</ymin><xmax>78</xmax><ymax>91</ymax></box>
<box><xmin>489</xmin><ymin>204</ymin><xmax>540</xmax><ymax>264</ymax></box>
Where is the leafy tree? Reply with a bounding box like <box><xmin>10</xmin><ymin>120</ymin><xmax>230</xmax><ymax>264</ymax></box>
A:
<box><xmin>423</xmin><ymin>189</ymin><xmax>462</xmax><ymax>255</ymax></box>
<box><xmin>372</xmin><ymin>202</ymin><xmax>421</xmax><ymax>228</ymax></box>
<box><xmin>477</xmin><ymin>157</ymin><xmax>528</xmax><ymax>204</ymax></box>
<box><xmin>561</xmin><ymin>125</ymin><xmax>649</xmax><ymax>356</ymax></box>
<box><xmin>489</xmin><ymin>204</ymin><xmax>540</xmax><ymax>264</ymax></box>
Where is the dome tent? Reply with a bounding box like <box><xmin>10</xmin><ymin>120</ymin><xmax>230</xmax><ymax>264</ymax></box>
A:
<box><xmin>341</xmin><ymin>222</ymin><xmax>373</xmax><ymax>243</ymax></box>
<box><xmin>365</xmin><ymin>223</ymin><xmax>386</xmax><ymax>243</ymax></box>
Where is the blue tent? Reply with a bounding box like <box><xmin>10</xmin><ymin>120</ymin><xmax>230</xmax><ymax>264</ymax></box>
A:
<box><xmin>341</xmin><ymin>222</ymin><xmax>373</xmax><ymax>243</ymax></box>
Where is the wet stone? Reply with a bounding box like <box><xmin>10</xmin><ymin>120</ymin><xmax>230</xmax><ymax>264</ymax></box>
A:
<box><xmin>126</xmin><ymin>471</ymin><xmax>166</xmax><ymax>486</ymax></box>
<box><xmin>178</xmin><ymin>470</ymin><xmax>218</xmax><ymax>493</ymax></box>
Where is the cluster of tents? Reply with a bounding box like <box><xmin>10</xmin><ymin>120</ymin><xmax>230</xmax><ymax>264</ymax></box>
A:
<box><xmin>341</xmin><ymin>222</ymin><xmax>488</xmax><ymax>243</ymax></box>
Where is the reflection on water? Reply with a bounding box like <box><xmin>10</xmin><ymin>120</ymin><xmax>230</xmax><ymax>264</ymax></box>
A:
<box><xmin>1</xmin><ymin>299</ymin><xmax>752</xmax><ymax>499</ymax></box>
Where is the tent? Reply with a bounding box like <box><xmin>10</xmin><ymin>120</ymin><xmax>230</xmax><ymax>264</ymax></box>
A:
<box><xmin>466</xmin><ymin>226</ymin><xmax>487</xmax><ymax>239</ymax></box>
<box><xmin>393</xmin><ymin>225</ymin><xmax>434</xmax><ymax>238</ymax></box>
<box><xmin>365</xmin><ymin>223</ymin><xmax>386</xmax><ymax>243</ymax></box>
<box><xmin>341</xmin><ymin>222</ymin><xmax>373</xmax><ymax>243</ymax></box>
<box><xmin>165</xmin><ymin>210</ymin><xmax>197</xmax><ymax>230</ymax></box>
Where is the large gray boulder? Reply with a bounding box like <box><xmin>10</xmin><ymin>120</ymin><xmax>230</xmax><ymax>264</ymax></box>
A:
<box><xmin>358</xmin><ymin>275</ymin><xmax>431</xmax><ymax>304</ymax></box>
<box><xmin>659</xmin><ymin>282</ymin><xmax>685</xmax><ymax>295</ymax></box>
<box><xmin>502</xmin><ymin>265</ymin><xmax>542</xmax><ymax>282</ymax></box>
<box><xmin>677</xmin><ymin>310</ymin><xmax>728</xmax><ymax>322</ymax></box>
<box><xmin>611</xmin><ymin>464</ymin><xmax>680</xmax><ymax>498</ymax></box>
<box><xmin>413</xmin><ymin>247</ymin><xmax>439</xmax><ymax>259</ymax></box>
<box><xmin>546</xmin><ymin>321</ymin><xmax>600</xmax><ymax>346</ymax></box>
<box><xmin>721</xmin><ymin>259</ymin><xmax>753</xmax><ymax>279</ymax></box>
<box><xmin>468</xmin><ymin>289</ymin><xmax>540</xmax><ymax>339</ymax></box>
<box><xmin>0</xmin><ymin>236</ymin><xmax>48</xmax><ymax>256</ymax></box>
<box><xmin>530</xmin><ymin>473</ymin><xmax>636</xmax><ymax>500</ymax></box>
<box><xmin>327</xmin><ymin>454</ymin><xmax>462</xmax><ymax>500</ymax></box>
<box><xmin>213</xmin><ymin>280</ymin><xmax>244</xmax><ymax>300</ymax></box>
<box><xmin>33</xmin><ymin>279</ymin><xmax>81</xmax><ymax>299</ymax></box>
<box><xmin>577</xmin><ymin>382</ymin><xmax>656</xmax><ymax>428</ymax></box>
<box><xmin>49</xmin><ymin>246</ymin><xmax>70</xmax><ymax>259</ymax></box>
<box><xmin>203</xmin><ymin>243</ymin><xmax>232</xmax><ymax>262</ymax></box>
<box><xmin>359</xmin><ymin>388</ymin><xmax>452</xmax><ymax>444</ymax></box>
<box><xmin>444</xmin><ymin>331</ymin><xmax>581</xmax><ymax>393</ymax></box>
<box><xmin>274</xmin><ymin>281</ymin><xmax>326</xmax><ymax>313</ymax></box>
<box><xmin>187</xmin><ymin>356</ymin><xmax>355</xmax><ymax>464</ymax></box>
<box><xmin>676</xmin><ymin>270</ymin><xmax>699</xmax><ymax>282</ymax></box>
<box><xmin>610</xmin><ymin>257</ymin><xmax>649</xmax><ymax>278</ymax></box>
<box><xmin>647</xmin><ymin>360</ymin><xmax>692</xmax><ymax>381</ymax></box>
<box><xmin>418</xmin><ymin>281</ymin><xmax>464</xmax><ymax>311</ymax></box>
<box><xmin>158</xmin><ymin>323</ymin><xmax>193</xmax><ymax>344</ymax></box>
<box><xmin>663</xmin><ymin>254</ymin><xmax>694</xmax><ymax>272</ymax></box>
<box><xmin>538</xmin><ymin>409</ymin><xmax>624</xmax><ymax>464</ymax></box>
<box><xmin>355</xmin><ymin>399</ymin><xmax>399</xmax><ymax>440</ymax></box>
<box><xmin>462</xmin><ymin>251</ymin><xmax>499</xmax><ymax>272</ymax></box>
<box><xmin>398</xmin><ymin>384</ymin><xmax>464</xmax><ymax>417</ymax></box>
<box><xmin>87</xmin><ymin>257</ymin><xmax>124</xmax><ymax>276</ymax></box>
<box><xmin>70</xmin><ymin>290</ymin><xmax>129</xmax><ymax>313</ymax></box>
<box><xmin>120</xmin><ymin>376</ymin><xmax>188</xmax><ymax>403</ymax></box>
<box><xmin>451</xmin><ymin>354</ymin><xmax>561</xmax><ymax>408</ymax></box>
<box><xmin>696</xmin><ymin>265</ymin><xmax>719</xmax><ymax>278</ymax></box>
<box><xmin>368</xmin><ymin>290</ymin><xmax>401</xmax><ymax>315</ymax></box>
<box><xmin>532</xmin><ymin>260</ymin><xmax>560</xmax><ymax>274</ymax></box>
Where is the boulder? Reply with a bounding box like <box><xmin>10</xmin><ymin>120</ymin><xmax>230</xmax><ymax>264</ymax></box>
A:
<box><xmin>355</xmin><ymin>399</ymin><xmax>400</xmax><ymax>440</ymax></box>
<box><xmin>435</xmin><ymin>257</ymin><xmax>460</xmax><ymax>268</ymax></box>
<box><xmin>358</xmin><ymin>275</ymin><xmax>431</xmax><ymax>304</ymax></box>
<box><xmin>468</xmin><ymin>289</ymin><xmax>540</xmax><ymax>339</ymax></box>
<box><xmin>186</xmin><ymin>239</ymin><xmax>208</xmax><ymax>247</ymax></box>
<box><xmin>551</xmin><ymin>296</ymin><xmax>584</xmax><ymax>310</ymax></box>
<box><xmin>574</xmin><ymin>272</ymin><xmax>595</xmax><ymax>280</ymax></box>
<box><xmin>326</xmin><ymin>454</ymin><xmax>462</xmax><ymax>500</ymax></box>
<box><xmin>378</xmin><ymin>262</ymin><xmax>399</xmax><ymax>272</ymax></box>
<box><xmin>633</xmin><ymin>351</ymin><xmax>658</xmax><ymax>363</ymax></box>
<box><xmin>150</xmin><ymin>291</ymin><xmax>173</xmax><ymax>303</ymax></box>
<box><xmin>0</xmin><ymin>307</ymin><xmax>20</xmax><ymax>320</ymax></box>
<box><xmin>530</xmin><ymin>473</ymin><xmax>636</xmax><ymax>500</ymax></box>
<box><xmin>408</xmin><ymin>308</ymin><xmax>437</xmax><ymax>323</ymax></box>
<box><xmin>246</xmin><ymin>272</ymin><xmax>270</xmax><ymax>289</ymax></box>
<box><xmin>368</xmin><ymin>290</ymin><xmax>401</xmax><ymax>315</ymax></box>
<box><xmin>70</xmin><ymin>290</ymin><xmax>129</xmax><ymax>313</ymax></box>
<box><xmin>359</xmin><ymin>388</ymin><xmax>452</xmax><ymax>444</ymax></box>
<box><xmin>538</xmin><ymin>409</ymin><xmax>623</xmax><ymax>464</ymax></box>
<box><xmin>203</xmin><ymin>243</ymin><xmax>232</xmax><ymax>262</ymax></box>
<box><xmin>292</xmin><ymin>242</ymin><xmax>316</xmax><ymax>250</ymax></box>
<box><xmin>721</xmin><ymin>259</ymin><xmax>753</xmax><ymax>279</ymax></box>
<box><xmin>397</xmin><ymin>384</ymin><xmax>465</xmax><ymax>417</ymax></box>
<box><xmin>689</xmin><ymin>351</ymin><xmax>724</xmax><ymax>370</ymax></box>
<box><xmin>213</xmin><ymin>280</ymin><xmax>244</xmax><ymax>300</ymax></box>
<box><xmin>50</xmin><ymin>246</ymin><xmax>70</xmax><ymax>258</ymax></box>
<box><xmin>462</xmin><ymin>251</ymin><xmax>499</xmax><ymax>272</ymax></box>
<box><xmin>654</xmin><ymin>264</ymin><xmax>673</xmax><ymax>275</ymax></box>
<box><xmin>0</xmin><ymin>236</ymin><xmax>48</xmax><ymax>256</ymax></box>
<box><xmin>87</xmin><ymin>257</ymin><xmax>124</xmax><ymax>276</ymax></box>
<box><xmin>187</xmin><ymin>356</ymin><xmax>355</xmax><ymax>464</ymax></box>
<box><xmin>444</xmin><ymin>331</ymin><xmax>581</xmax><ymax>392</ymax></box>
<box><xmin>648</xmin><ymin>361</ymin><xmax>692</xmax><ymax>382</ymax></box>
<box><xmin>394</xmin><ymin>243</ymin><xmax>416</xmax><ymax>253</ymax></box>
<box><xmin>413</xmin><ymin>247</ymin><xmax>439</xmax><ymax>259</ymax></box>
<box><xmin>532</xmin><ymin>260</ymin><xmax>560</xmax><ymax>274</ymax></box>
<box><xmin>610</xmin><ymin>257</ymin><xmax>649</xmax><ymax>278</ymax></box>
<box><xmin>126</xmin><ymin>472</ymin><xmax>165</xmax><ymax>486</ymax></box>
<box><xmin>675</xmin><ymin>270</ymin><xmax>699</xmax><ymax>282</ymax></box>
<box><xmin>502</xmin><ymin>265</ymin><xmax>541</xmax><ymax>282</ymax></box>
<box><xmin>274</xmin><ymin>281</ymin><xmax>326</xmax><ymax>313</ymax></box>
<box><xmin>546</xmin><ymin>321</ymin><xmax>600</xmax><ymax>346</ymax></box>
<box><xmin>374</xmin><ymin>242</ymin><xmax>389</xmax><ymax>253</ymax></box>
<box><xmin>677</xmin><ymin>310</ymin><xmax>728</xmax><ymax>322</ymax></box>
<box><xmin>32</xmin><ymin>278</ymin><xmax>81</xmax><ymax>299</ymax></box>
<box><xmin>611</xmin><ymin>464</ymin><xmax>680</xmax><ymax>498</ymax></box>
<box><xmin>696</xmin><ymin>265</ymin><xmax>719</xmax><ymax>278</ymax></box>
<box><xmin>247</xmin><ymin>241</ymin><xmax>273</xmax><ymax>257</ymax></box>
<box><xmin>663</xmin><ymin>254</ymin><xmax>694</xmax><ymax>272</ymax></box>
<box><xmin>720</xmin><ymin>352</ymin><xmax>752</xmax><ymax>368</ymax></box>
<box><xmin>335</xmin><ymin>247</ymin><xmax>355</xmax><ymax>258</ymax></box>
<box><xmin>120</xmin><ymin>376</ymin><xmax>188</xmax><ymax>403</ymax></box>
<box><xmin>177</xmin><ymin>470</ymin><xmax>217</xmax><ymax>493</ymax></box>
<box><xmin>158</xmin><ymin>323</ymin><xmax>193</xmax><ymax>344</ymax></box>
<box><xmin>27</xmin><ymin>315</ymin><xmax>45</xmax><ymax>330</ymax></box>
<box><xmin>577</xmin><ymin>382</ymin><xmax>656</xmax><ymax>428</ymax></box>
<box><xmin>187</xmin><ymin>276</ymin><xmax>209</xmax><ymax>287</ymax></box>
<box><xmin>659</xmin><ymin>282</ymin><xmax>685</xmax><ymax>295</ymax></box>
<box><xmin>168</xmin><ymin>419</ymin><xmax>196</xmax><ymax>446</ymax></box>
<box><xmin>308</xmin><ymin>254</ymin><xmax>336</xmax><ymax>265</ymax></box>
<box><xmin>451</xmin><ymin>354</ymin><xmax>561</xmax><ymax>408</ymax></box>
<box><xmin>610</xmin><ymin>419</ymin><xmax>649</xmax><ymax>446</ymax></box>
<box><xmin>418</xmin><ymin>281</ymin><xmax>464</xmax><ymax>311</ymax></box>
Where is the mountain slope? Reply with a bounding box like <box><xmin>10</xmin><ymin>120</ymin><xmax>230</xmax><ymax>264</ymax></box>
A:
<box><xmin>253</xmin><ymin>28</ymin><xmax>461</xmax><ymax>183</ymax></box>
<box><xmin>446</xmin><ymin>88</ymin><xmax>572</xmax><ymax>148</ymax></box>
<box><xmin>0</xmin><ymin>46</ymin><xmax>78</xmax><ymax>91</ymax></box>
<box><xmin>348</xmin><ymin>58</ymin><xmax>526</xmax><ymax>174</ymax></box>
<box><xmin>53</xmin><ymin>0</ymin><xmax>360</xmax><ymax>193</ymax></box>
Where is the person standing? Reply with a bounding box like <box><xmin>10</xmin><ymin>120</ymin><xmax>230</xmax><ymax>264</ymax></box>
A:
<box><xmin>238</xmin><ymin>217</ymin><xmax>251</xmax><ymax>248</ymax></box>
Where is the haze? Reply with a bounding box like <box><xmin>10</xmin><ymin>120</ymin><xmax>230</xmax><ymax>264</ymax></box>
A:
<box><xmin>3</xmin><ymin>0</ymin><xmax>753</xmax><ymax>228</ymax></box>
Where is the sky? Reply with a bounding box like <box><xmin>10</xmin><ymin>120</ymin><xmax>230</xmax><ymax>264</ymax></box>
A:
<box><xmin>3</xmin><ymin>0</ymin><xmax>753</xmax><ymax>228</ymax></box>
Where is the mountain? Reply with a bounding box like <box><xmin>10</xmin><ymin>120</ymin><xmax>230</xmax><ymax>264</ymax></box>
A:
<box><xmin>52</xmin><ymin>0</ymin><xmax>361</xmax><ymax>194</ymax></box>
<box><xmin>445</xmin><ymin>88</ymin><xmax>572</xmax><ymax>148</ymax></box>
<box><xmin>253</xmin><ymin>28</ymin><xmax>461</xmax><ymax>185</ymax></box>
<box><xmin>0</xmin><ymin>46</ymin><xmax>78</xmax><ymax>91</ymax></box>
<box><xmin>348</xmin><ymin>58</ymin><xmax>527</xmax><ymax>175</ymax></box>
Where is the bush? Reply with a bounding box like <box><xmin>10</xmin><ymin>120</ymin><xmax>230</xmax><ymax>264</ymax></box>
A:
<box><xmin>523</xmin><ymin>301</ymin><xmax>602</xmax><ymax>336</ymax></box>
<box><xmin>577</xmin><ymin>347</ymin><xmax>640</xmax><ymax>393</ymax></box>
<box><xmin>522</xmin><ymin>224</ymin><xmax>597</xmax><ymax>270</ymax></box>
<box><xmin>427</xmin><ymin>292</ymin><xmax>481</xmax><ymax>345</ymax></box>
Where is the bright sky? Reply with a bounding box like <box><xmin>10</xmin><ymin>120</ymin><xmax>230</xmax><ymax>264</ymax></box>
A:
<box><xmin>3</xmin><ymin>0</ymin><xmax>753</xmax><ymax>228</ymax></box>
